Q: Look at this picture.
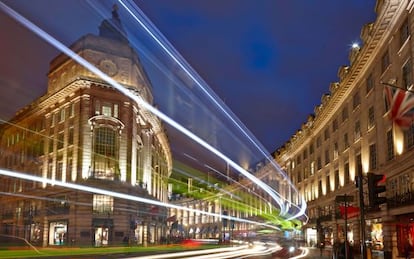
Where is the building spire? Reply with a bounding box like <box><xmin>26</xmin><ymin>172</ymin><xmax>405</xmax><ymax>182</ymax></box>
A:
<box><xmin>98</xmin><ymin>4</ymin><xmax>128</xmax><ymax>43</ymax></box>
<box><xmin>112</xmin><ymin>4</ymin><xmax>120</xmax><ymax>21</ymax></box>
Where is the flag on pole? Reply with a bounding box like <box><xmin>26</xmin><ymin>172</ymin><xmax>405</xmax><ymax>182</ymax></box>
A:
<box><xmin>384</xmin><ymin>86</ymin><xmax>414</xmax><ymax>128</ymax></box>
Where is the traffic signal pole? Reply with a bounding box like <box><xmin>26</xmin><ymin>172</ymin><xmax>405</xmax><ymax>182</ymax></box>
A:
<box><xmin>358</xmin><ymin>170</ymin><xmax>367</xmax><ymax>259</ymax></box>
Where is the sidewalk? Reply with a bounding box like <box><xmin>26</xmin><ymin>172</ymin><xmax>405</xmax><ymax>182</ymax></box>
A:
<box><xmin>304</xmin><ymin>247</ymin><xmax>363</xmax><ymax>259</ymax></box>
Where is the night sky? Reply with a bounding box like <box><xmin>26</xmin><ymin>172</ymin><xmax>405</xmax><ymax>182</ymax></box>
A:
<box><xmin>135</xmin><ymin>0</ymin><xmax>377</xmax><ymax>152</ymax></box>
<box><xmin>0</xmin><ymin>0</ymin><xmax>377</xmax><ymax>153</ymax></box>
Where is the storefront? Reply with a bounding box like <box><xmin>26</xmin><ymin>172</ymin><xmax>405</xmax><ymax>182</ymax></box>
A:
<box><xmin>92</xmin><ymin>218</ymin><xmax>113</xmax><ymax>247</ymax></box>
<box><xmin>306</xmin><ymin>228</ymin><xmax>317</xmax><ymax>246</ymax></box>
<box><xmin>396</xmin><ymin>215</ymin><xmax>414</xmax><ymax>257</ymax></box>
<box><xmin>48</xmin><ymin>221</ymin><xmax>67</xmax><ymax>246</ymax></box>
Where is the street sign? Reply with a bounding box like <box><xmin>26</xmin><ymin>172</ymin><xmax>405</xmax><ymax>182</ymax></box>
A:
<box><xmin>335</xmin><ymin>195</ymin><xmax>354</xmax><ymax>203</ymax></box>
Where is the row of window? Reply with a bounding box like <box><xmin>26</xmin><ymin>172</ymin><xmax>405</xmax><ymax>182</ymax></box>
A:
<box><xmin>51</xmin><ymin>103</ymin><xmax>75</xmax><ymax>127</ymax></box>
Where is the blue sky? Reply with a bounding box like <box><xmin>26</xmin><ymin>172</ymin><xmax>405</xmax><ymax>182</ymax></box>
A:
<box><xmin>135</xmin><ymin>1</ymin><xmax>377</xmax><ymax>151</ymax></box>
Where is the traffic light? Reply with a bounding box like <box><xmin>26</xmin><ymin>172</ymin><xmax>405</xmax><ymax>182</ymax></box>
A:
<box><xmin>367</xmin><ymin>172</ymin><xmax>387</xmax><ymax>208</ymax></box>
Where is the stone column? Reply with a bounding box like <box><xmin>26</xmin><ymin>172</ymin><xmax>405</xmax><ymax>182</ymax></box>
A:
<box><xmin>382</xmin><ymin>215</ymin><xmax>395</xmax><ymax>259</ymax></box>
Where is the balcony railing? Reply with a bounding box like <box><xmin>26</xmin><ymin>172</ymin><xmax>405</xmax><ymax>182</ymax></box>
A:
<box><xmin>388</xmin><ymin>191</ymin><xmax>414</xmax><ymax>209</ymax></box>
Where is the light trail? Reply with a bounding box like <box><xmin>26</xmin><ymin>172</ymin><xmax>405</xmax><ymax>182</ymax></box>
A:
<box><xmin>0</xmin><ymin>1</ymin><xmax>304</xmax><ymax>220</ymax></box>
<box><xmin>116</xmin><ymin>0</ymin><xmax>305</xmax><ymax>219</ymax></box>
<box><xmin>123</xmin><ymin>242</ymin><xmax>280</xmax><ymax>259</ymax></box>
<box><xmin>123</xmin><ymin>245</ymin><xmax>246</xmax><ymax>259</ymax></box>
<box><xmin>0</xmin><ymin>168</ymin><xmax>281</xmax><ymax>230</ymax></box>
<box><xmin>289</xmin><ymin>247</ymin><xmax>309</xmax><ymax>259</ymax></box>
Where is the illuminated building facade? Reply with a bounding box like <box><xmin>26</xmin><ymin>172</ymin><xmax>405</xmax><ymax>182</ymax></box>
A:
<box><xmin>274</xmin><ymin>0</ymin><xmax>414</xmax><ymax>257</ymax></box>
<box><xmin>0</xmin><ymin>9</ymin><xmax>172</xmax><ymax>247</ymax></box>
<box><xmin>166</xmin><ymin>161</ymin><xmax>293</xmax><ymax>242</ymax></box>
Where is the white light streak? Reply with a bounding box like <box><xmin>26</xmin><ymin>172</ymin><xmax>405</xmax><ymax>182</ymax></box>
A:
<box><xmin>0</xmin><ymin>0</ymin><xmax>305</xmax><ymax>220</ymax></box>
<box><xmin>0</xmin><ymin>168</ymin><xmax>279</xmax><ymax>230</ymax></box>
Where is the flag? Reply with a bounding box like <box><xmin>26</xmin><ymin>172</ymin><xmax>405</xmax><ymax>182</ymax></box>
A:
<box><xmin>384</xmin><ymin>86</ymin><xmax>414</xmax><ymax>128</ymax></box>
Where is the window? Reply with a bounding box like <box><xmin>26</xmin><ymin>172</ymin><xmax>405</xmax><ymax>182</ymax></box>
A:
<box><xmin>402</xmin><ymin>59</ymin><xmax>413</xmax><ymax>90</ymax></box>
<box><xmin>405</xmin><ymin>122</ymin><xmax>414</xmax><ymax>149</ymax></box>
<box><xmin>102</xmin><ymin>104</ymin><xmax>112</xmax><ymax>117</ymax></box>
<box><xmin>369</xmin><ymin>143</ymin><xmax>377</xmax><ymax>170</ymax></box>
<box><xmin>310</xmin><ymin>161</ymin><xmax>315</xmax><ymax>175</ymax></box>
<box><xmin>353</xmin><ymin>91</ymin><xmax>360</xmax><ymax>110</ymax></box>
<box><xmin>70</xmin><ymin>103</ymin><xmax>75</xmax><ymax>117</ymax></box>
<box><xmin>48</xmin><ymin>138</ymin><xmax>54</xmax><ymax>153</ymax></box>
<box><xmin>93</xmin><ymin>127</ymin><xmax>119</xmax><ymax>180</ymax></box>
<box><xmin>68</xmin><ymin>127</ymin><xmax>74</xmax><ymax>145</ymax></box>
<box><xmin>326</xmin><ymin>175</ymin><xmax>331</xmax><ymax>194</ymax></box>
<box><xmin>303</xmin><ymin>149</ymin><xmax>308</xmax><ymax>160</ymax></box>
<box><xmin>324</xmin><ymin>128</ymin><xmax>330</xmax><ymax>141</ymax></box>
<box><xmin>95</xmin><ymin>101</ymin><xmax>119</xmax><ymax>118</ymax></box>
<box><xmin>354</xmin><ymin>120</ymin><xmax>361</xmax><ymax>140</ymax></box>
<box><xmin>318</xmin><ymin>180</ymin><xmax>323</xmax><ymax>196</ymax></box>
<box><xmin>344</xmin><ymin>133</ymin><xmax>349</xmax><ymax>149</ymax></box>
<box><xmin>344</xmin><ymin>162</ymin><xmax>350</xmax><ymax>185</ymax></box>
<box><xmin>95</xmin><ymin>128</ymin><xmax>116</xmax><ymax>157</ymax></box>
<box><xmin>114</xmin><ymin>104</ymin><xmax>119</xmax><ymax>118</ymax></box>
<box><xmin>335</xmin><ymin>169</ymin><xmax>340</xmax><ymax>189</ymax></box>
<box><xmin>342</xmin><ymin>106</ymin><xmax>348</xmax><ymax>122</ymax></box>
<box><xmin>51</xmin><ymin>113</ymin><xmax>55</xmax><ymax>126</ymax></box>
<box><xmin>309</xmin><ymin>144</ymin><xmax>314</xmax><ymax>155</ymax></box>
<box><xmin>317</xmin><ymin>157</ymin><xmax>322</xmax><ymax>170</ymax></box>
<box><xmin>59</xmin><ymin>108</ymin><xmax>65</xmax><ymax>123</ymax></box>
<box><xmin>57</xmin><ymin>132</ymin><xmax>64</xmax><ymax>150</ymax></box>
<box><xmin>93</xmin><ymin>195</ymin><xmax>113</xmax><ymax>214</ymax></box>
<box><xmin>366</xmin><ymin>73</ymin><xmax>374</xmax><ymax>94</ymax></box>
<box><xmin>57</xmin><ymin>157</ymin><xmax>63</xmax><ymax>181</ymax></box>
<box><xmin>333</xmin><ymin>142</ymin><xmax>339</xmax><ymax>159</ymax></box>
<box><xmin>400</xmin><ymin>18</ymin><xmax>410</xmax><ymax>47</ymax></box>
<box><xmin>381</xmin><ymin>50</ymin><xmax>390</xmax><ymax>73</ymax></box>
<box><xmin>325</xmin><ymin>149</ymin><xmax>330</xmax><ymax>165</ymax></box>
<box><xmin>368</xmin><ymin>106</ymin><xmax>375</xmax><ymax>128</ymax></box>
<box><xmin>333</xmin><ymin>119</ymin><xmax>338</xmax><ymax>132</ymax></box>
<box><xmin>387</xmin><ymin>130</ymin><xmax>394</xmax><ymax>160</ymax></box>
<box><xmin>316</xmin><ymin>136</ymin><xmax>321</xmax><ymax>148</ymax></box>
<box><xmin>304</xmin><ymin>167</ymin><xmax>309</xmax><ymax>179</ymax></box>
<box><xmin>67</xmin><ymin>152</ymin><xmax>72</xmax><ymax>181</ymax></box>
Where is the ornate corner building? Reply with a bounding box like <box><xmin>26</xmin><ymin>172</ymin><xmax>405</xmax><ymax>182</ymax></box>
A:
<box><xmin>0</xmin><ymin>9</ymin><xmax>172</xmax><ymax>247</ymax></box>
<box><xmin>274</xmin><ymin>0</ymin><xmax>414</xmax><ymax>257</ymax></box>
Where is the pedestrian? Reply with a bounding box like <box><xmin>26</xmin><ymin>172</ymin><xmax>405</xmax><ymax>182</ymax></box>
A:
<box><xmin>319</xmin><ymin>241</ymin><xmax>324</xmax><ymax>257</ymax></box>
